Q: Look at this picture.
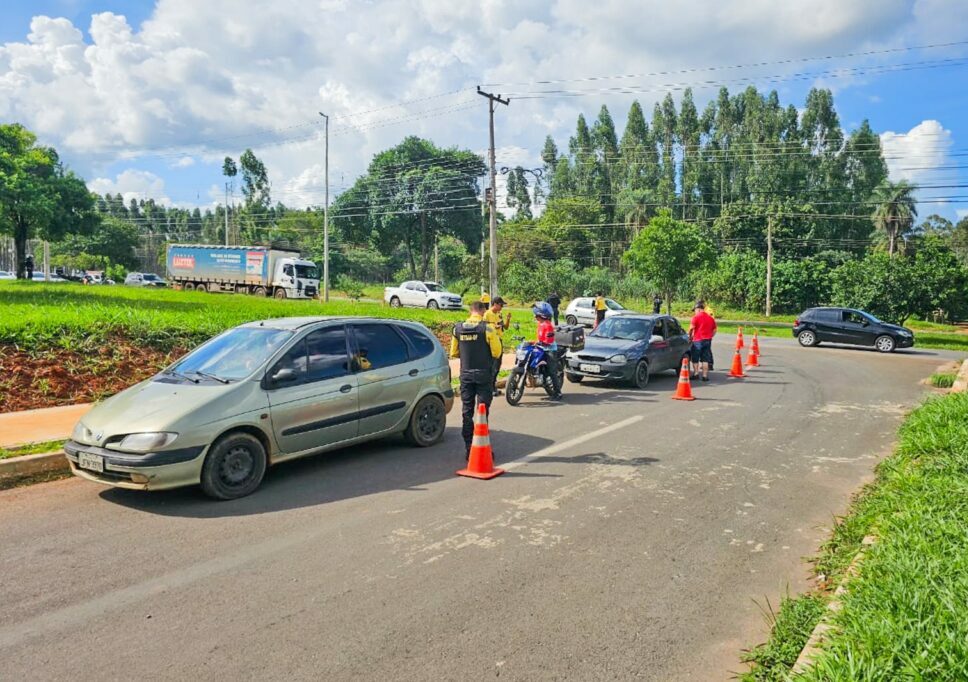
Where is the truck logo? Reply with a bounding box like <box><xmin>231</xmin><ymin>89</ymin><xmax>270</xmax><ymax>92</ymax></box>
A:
<box><xmin>246</xmin><ymin>252</ymin><xmax>265</xmax><ymax>276</ymax></box>
<box><xmin>172</xmin><ymin>256</ymin><xmax>195</xmax><ymax>269</ymax></box>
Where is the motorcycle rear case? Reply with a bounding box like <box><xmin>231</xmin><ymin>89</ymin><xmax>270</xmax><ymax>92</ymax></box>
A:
<box><xmin>555</xmin><ymin>324</ymin><xmax>585</xmax><ymax>351</ymax></box>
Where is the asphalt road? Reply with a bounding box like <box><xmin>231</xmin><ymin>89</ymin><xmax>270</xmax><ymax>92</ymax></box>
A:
<box><xmin>0</xmin><ymin>338</ymin><xmax>961</xmax><ymax>681</ymax></box>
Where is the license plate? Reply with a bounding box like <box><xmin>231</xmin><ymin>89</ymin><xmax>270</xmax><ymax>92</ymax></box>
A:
<box><xmin>579</xmin><ymin>363</ymin><xmax>601</xmax><ymax>374</ymax></box>
<box><xmin>78</xmin><ymin>452</ymin><xmax>104</xmax><ymax>473</ymax></box>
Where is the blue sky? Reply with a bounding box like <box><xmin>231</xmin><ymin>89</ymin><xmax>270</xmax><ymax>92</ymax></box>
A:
<box><xmin>1</xmin><ymin>0</ymin><xmax>966</xmax><ymax>221</ymax></box>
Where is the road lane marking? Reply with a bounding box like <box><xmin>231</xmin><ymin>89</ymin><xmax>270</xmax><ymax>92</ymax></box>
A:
<box><xmin>501</xmin><ymin>415</ymin><xmax>644</xmax><ymax>471</ymax></box>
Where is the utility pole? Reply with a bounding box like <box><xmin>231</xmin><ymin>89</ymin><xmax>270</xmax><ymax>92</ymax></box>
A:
<box><xmin>477</xmin><ymin>86</ymin><xmax>509</xmax><ymax>299</ymax></box>
<box><xmin>766</xmin><ymin>215</ymin><xmax>774</xmax><ymax>318</ymax></box>
<box><xmin>224</xmin><ymin>183</ymin><xmax>230</xmax><ymax>247</ymax></box>
<box><xmin>434</xmin><ymin>235</ymin><xmax>439</xmax><ymax>283</ymax></box>
<box><xmin>319</xmin><ymin>112</ymin><xmax>330</xmax><ymax>302</ymax></box>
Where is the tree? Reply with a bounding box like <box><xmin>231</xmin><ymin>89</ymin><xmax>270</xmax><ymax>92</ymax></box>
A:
<box><xmin>50</xmin><ymin>215</ymin><xmax>140</xmax><ymax>269</ymax></box>
<box><xmin>330</xmin><ymin>136</ymin><xmax>485</xmax><ymax>279</ymax></box>
<box><xmin>622</xmin><ymin>209</ymin><xmax>713</xmax><ymax>312</ymax></box>
<box><xmin>505</xmin><ymin>167</ymin><xmax>532</xmax><ymax>219</ymax></box>
<box><xmin>871</xmin><ymin>179</ymin><xmax>918</xmax><ymax>257</ymax></box>
<box><xmin>0</xmin><ymin>124</ymin><xmax>98</xmax><ymax>278</ymax></box>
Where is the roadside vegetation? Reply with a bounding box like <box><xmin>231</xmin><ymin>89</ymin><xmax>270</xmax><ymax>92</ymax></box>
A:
<box><xmin>929</xmin><ymin>372</ymin><xmax>957</xmax><ymax>388</ymax></box>
<box><xmin>0</xmin><ymin>440</ymin><xmax>64</xmax><ymax>460</ymax></box>
<box><xmin>742</xmin><ymin>391</ymin><xmax>968</xmax><ymax>680</ymax></box>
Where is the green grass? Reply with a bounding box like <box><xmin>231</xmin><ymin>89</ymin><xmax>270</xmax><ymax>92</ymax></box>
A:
<box><xmin>930</xmin><ymin>372</ymin><xmax>958</xmax><ymax>388</ymax></box>
<box><xmin>743</xmin><ymin>392</ymin><xmax>968</xmax><ymax>680</ymax></box>
<box><xmin>0</xmin><ymin>440</ymin><xmax>65</xmax><ymax>460</ymax></box>
<box><xmin>741</xmin><ymin>593</ymin><xmax>828</xmax><ymax>681</ymax></box>
<box><xmin>0</xmin><ymin>281</ymin><xmax>537</xmax><ymax>352</ymax></box>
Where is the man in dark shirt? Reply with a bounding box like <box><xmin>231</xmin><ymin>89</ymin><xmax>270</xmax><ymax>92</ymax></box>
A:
<box><xmin>546</xmin><ymin>292</ymin><xmax>561</xmax><ymax>326</ymax></box>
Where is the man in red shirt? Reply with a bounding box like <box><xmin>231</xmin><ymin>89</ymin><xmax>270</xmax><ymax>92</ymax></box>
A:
<box><xmin>689</xmin><ymin>300</ymin><xmax>717</xmax><ymax>382</ymax></box>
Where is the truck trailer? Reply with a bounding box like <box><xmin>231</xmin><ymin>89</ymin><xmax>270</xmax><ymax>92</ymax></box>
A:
<box><xmin>166</xmin><ymin>244</ymin><xmax>320</xmax><ymax>299</ymax></box>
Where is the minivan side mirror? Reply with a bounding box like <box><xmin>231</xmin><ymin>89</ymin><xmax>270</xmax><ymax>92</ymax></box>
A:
<box><xmin>270</xmin><ymin>368</ymin><xmax>298</xmax><ymax>385</ymax></box>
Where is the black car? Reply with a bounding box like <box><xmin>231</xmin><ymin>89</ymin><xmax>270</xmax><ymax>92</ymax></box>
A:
<box><xmin>563</xmin><ymin>314</ymin><xmax>690</xmax><ymax>388</ymax></box>
<box><xmin>793</xmin><ymin>307</ymin><xmax>914</xmax><ymax>353</ymax></box>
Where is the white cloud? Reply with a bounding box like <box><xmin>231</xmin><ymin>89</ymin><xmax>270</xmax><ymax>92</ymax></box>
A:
<box><xmin>88</xmin><ymin>169</ymin><xmax>172</xmax><ymax>206</ymax></box>
<box><xmin>881</xmin><ymin>119</ymin><xmax>952</xmax><ymax>185</ymax></box>
<box><xmin>2</xmin><ymin>0</ymin><xmax>966</xmax><ymax>208</ymax></box>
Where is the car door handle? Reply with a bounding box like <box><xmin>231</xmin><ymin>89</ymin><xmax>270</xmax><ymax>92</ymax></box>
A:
<box><xmin>409</xmin><ymin>369</ymin><xmax>419</xmax><ymax>376</ymax></box>
<box><xmin>340</xmin><ymin>384</ymin><xmax>353</xmax><ymax>393</ymax></box>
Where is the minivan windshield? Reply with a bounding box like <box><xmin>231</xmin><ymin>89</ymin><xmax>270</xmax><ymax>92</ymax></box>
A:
<box><xmin>142</xmin><ymin>273</ymin><xmax>162</xmax><ymax>282</ymax></box>
<box><xmin>169</xmin><ymin>327</ymin><xmax>293</xmax><ymax>381</ymax></box>
<box><xmin>590</xmin><ymin>317</ymin><xmax>651</xmax><ymax>341</ymax></box>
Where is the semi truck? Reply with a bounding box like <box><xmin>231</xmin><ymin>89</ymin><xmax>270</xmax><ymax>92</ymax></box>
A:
<box><xmin>166</xmin><ymin>244</ymin><xmax>320</xmax><ymax>299</ymax></box>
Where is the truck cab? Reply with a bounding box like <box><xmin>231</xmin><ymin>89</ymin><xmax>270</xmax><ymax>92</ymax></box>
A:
<box><xmin>272</xmin><ymin>258</ymin><xmax>319</xmax><ymax>299</ymax></box>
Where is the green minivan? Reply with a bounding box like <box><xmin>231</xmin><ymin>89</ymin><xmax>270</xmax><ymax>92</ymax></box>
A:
<box><xmin>65</xmin><ymin>317</ymin><xmax>454</xmax><ymax>499</ymax></box>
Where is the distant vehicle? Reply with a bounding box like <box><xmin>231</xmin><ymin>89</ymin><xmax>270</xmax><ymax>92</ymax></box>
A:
<box><xmin>563</xmin><ymin>297</ymin><xmax>630</xmax><ymax>327</ymax></box>
<box><xmin>166</xmin><ymin>244</ymin><xmax>319</xmax><ymax>299</ymax></box>
<box><xmin>793</xmin><ymin>307</ymin><xmax>914</xmax><ymax>353</ymax></box>
<box><xmin>30</xmin><ymin>272</ymin><xmax>68</xmax><ymax>282</ymax></box>
<box><xmin>125</xmin><ymin>272</ymin><xmax>167</xmax><ymax>288</ymax></box>
<box><xmin>564</xmin><ymin>314</ymin><xmax>690</xmax><ymax>388</ymax></box>
<box><xmin>64</xmin><ymin>317</ymin><xmax>454</xmax><ymax>500</ymax></box>
<box><xmin>384</xmin><ymin>280</ymin><xmax>463</xmax><ymax>310</ymax></box>
<box><xmin>0</xmin><ymin>270</ymin><xmax>14</xmax><ymax>280</ymax></box>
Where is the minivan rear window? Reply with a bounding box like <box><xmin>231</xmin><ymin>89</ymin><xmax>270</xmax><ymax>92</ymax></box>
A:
<box><xmin>397</xmin><ymin>325</ymin><xmax>436</xmax><ymax>360</ymax></box>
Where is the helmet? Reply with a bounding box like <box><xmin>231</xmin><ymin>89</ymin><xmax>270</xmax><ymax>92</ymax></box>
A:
<box><xmin>532</xmin><ymin>301</ymin><xmax>553</xmax><ymax>319</ymax></box>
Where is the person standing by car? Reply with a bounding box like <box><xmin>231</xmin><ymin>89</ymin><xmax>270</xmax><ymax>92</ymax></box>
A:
<box><xmin>483</xmin><ymin>297</ymin><xmax>511</xmax><ymax>395</ymax></box>
<box><xmin>534</xmin><ymin>302</ymin><xmax>563</xmax><ymax>399</ymax></box>
<box><xmin>24</xmin><ymin>254</ymin><xmax>34</xmax><ymax>280</ymax></box>
<box><xmin>594</xmin><ymin>292</ymin><xmax>607</xmax><ymax>328</ymax></box>
<box><xmin>547</xmin><ymin>291</ymin><xmax>562</xmax><ymax>325</ymax></box>
<box><xmin>450</xmin><ymin>301</ymin><xmax>503</xmax><ymax>458</ymax></box>
<box><xmin>652</xmin><ymin>294</ymin><xmax>662</xmax><ymax>315</ymax></box>
<box><xmin>689</xmin><ymin>301</ymin><xmax>717</xmax><ymax>382</ymax></box>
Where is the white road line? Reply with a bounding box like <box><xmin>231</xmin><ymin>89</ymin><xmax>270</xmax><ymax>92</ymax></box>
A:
<box><xmin>501</xmin><ymin>415</ymin><xmax>644</xmax><ymax>471</ymax></box>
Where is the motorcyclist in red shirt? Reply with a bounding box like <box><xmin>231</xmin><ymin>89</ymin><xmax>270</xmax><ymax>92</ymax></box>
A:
<box><xmin>533</xmin><ymin>302</ymin><xmax>562</xmax><ymax>399</ymax></box>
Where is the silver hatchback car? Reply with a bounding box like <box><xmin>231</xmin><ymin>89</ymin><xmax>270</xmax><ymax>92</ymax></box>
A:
<box><xmin>65</xmin><ymin>317</ymin><xmax>454</xmax><ymax>499</ymax></box>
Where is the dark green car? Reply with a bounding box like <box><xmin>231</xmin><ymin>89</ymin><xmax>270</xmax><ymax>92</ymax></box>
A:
<box><xmin>66</xmin><ymin>317</ymin><xmax>454</xmax><ymax>499</ymax></box>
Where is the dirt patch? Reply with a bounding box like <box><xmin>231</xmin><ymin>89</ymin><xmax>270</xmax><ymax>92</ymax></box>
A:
<box><xmin>1</xmin><ymin>339</ymin><xmax>185</xmax><ymax>412</ymax></box>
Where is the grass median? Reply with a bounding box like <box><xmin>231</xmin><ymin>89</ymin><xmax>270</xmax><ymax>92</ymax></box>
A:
<box><xmin>742</xmin><ymin>391</ymin><xmax>968</xmax><ymax>680</ymax></box>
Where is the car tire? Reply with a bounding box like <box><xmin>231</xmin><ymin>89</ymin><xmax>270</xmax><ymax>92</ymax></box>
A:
<box><xmin>506</xmin><ymin>368</ymin><xmax>525</xmax><ymax>406</ymax></box>
<box><xmin>274</xmin><ymin>288</ymin><xmax>287</xmax><ymax>300</ymax></box>
<box><xmin>427</xmin><ymin>299</ymin><xmax>439</xmax><ymax>310</ymax></box>
<box><xmin>404</xmin><ymin>395</ymin><xmax>446</xmax><ymax>447</ymax></box>
<box><xmin>875</xmin><ymin>335</ymin><xmax>896</xmax><ymax>353</ymax></box>
<box><xmin>200</xmin><ymin>432</ymin><xmax>267</xmax><ymax>500</ymax></box>
<box><xmin>565</xmin><ymin>372</ymin><xmax>583</xmax><ymax>384</ymax></box>
<box><xmin>797</xmin><ymin>330</ymin><xmax>818</xmax><ymax>347</ymax></box>
<box><xmin>632</xmin><ymin>360</ymin><xmax>650</xmax><ymax>389</ymax></box>
<box><xmin>389</xmin><ymin>296</ymin><xmax>401</xmax><ymax>308</ymax></box>
<box><xmin>565</xmin><ymin>315</ymin><xmax>578</xmax><ymax>325</ymax></box>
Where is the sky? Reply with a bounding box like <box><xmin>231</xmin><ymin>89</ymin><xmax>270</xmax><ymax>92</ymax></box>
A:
<box><xmin>2</xmin><ymin>0</ymin><xmax>968</xmax><ymax>221</ymax></box>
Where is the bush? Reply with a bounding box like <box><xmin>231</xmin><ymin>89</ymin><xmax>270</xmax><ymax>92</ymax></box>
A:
<box><xmin>335</xmin><ymin>275</ymin><xmax>365</xmax><ymax>300</ymax></box>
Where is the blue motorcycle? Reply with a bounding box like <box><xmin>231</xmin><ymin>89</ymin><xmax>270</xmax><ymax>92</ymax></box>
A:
<box><xmin>506</xmin><ymin>335</ymin><xmax>564</xmax><ymax>406</ymax></box>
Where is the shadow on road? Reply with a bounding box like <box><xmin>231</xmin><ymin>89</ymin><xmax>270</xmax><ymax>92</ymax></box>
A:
<box><xmin>99</xmin><ymin>427</ymin><xmax>554</xmax><ymax>518</ymax></box>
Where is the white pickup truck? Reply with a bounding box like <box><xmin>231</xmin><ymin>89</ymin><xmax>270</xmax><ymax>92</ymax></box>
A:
<box><xmin>384</xmin><ymin>280</ymin><xmax>464</xmax><ymax>310</ymax></box>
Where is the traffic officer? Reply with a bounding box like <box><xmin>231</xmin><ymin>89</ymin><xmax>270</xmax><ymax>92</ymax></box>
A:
<box><xmin>450</xmin><ymin>300</ymin><xmax>503</xmax><ymax>458</ymax></box>
<box><xmin>483</xmin><ymin>296</ymin><xmax>510</xmax><ymax>395</ymax></box>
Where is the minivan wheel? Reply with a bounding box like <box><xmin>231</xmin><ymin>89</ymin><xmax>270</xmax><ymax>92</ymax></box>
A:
<box><xmin>875</xmin><ymin>335</ymin><xmax>896</xmax><ymax>353</ymax></box>
<box><xmin>565</xmin><ymin>315</ymin><xmax>578</xmax><ymax>325</ymax></box>
<box><xmin>200</xmin><ymin>432</ymin><xmax>267</xmax><ymax>500</ymax></box>
<box><xmin>798</xmin><ymin>330</ymin><xmax>818</xmax><ymax>347</ymax></box>
<box><xmin>405</xmin><ymin>395</ymin><xmax>446</xmax><ymax>447</ymax></box>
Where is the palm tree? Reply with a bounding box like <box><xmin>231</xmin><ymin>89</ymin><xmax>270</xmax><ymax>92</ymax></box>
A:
<box><xmin>871</xmin><ymin>179</ymin><xmax>918</xmax><ymax>257</ymax></box>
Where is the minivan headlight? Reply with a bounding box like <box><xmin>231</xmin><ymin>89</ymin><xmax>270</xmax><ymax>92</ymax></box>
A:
<box><xmin>71</xmin><ymin>422</ymin><xmax>92</xmax><ymax>443</ymax></box>
<box><xmin>110</xmin><ymin>432</ymin><xmax>179</xmax><ymax>452</ymax></box>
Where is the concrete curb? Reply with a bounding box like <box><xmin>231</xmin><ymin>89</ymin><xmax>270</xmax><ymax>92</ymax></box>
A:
<box><xmin>953</xmin><ymin>359</ymin><xmax>968</xmax><ymax>393</ymax></box>
<box><xmin>0</xmin><ymin>451</ymin><xmax>69</xmax><ymax>481</ymax></box>
<box><xmin>791</xmin><ymin>535</ymin><xmax>876</xmax><ymax>675</ymax></box>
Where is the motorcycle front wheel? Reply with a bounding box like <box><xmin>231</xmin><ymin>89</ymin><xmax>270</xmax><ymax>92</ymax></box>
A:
<box><xmin>506</xmin><ymin>368</ymin><xmax>526</xmax><ymax>406</ymax></box>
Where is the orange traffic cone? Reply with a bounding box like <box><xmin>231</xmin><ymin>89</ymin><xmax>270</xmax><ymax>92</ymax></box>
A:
<box><xmin>751</xmin><ymin>332</ymin><xmax>760</xmax><ymax>356</ymax></box>
<box><xmin>736</xmin><ymin>327</ymin><xmax>745</xmax><ymax>350</ymax></box>
<box><xmin>457</xmin><ymin>403</ymin><xmax>505</xmax><ymax>480</ymax></box>
<box><xmin>672</xmin><ymin>357</ymin><xmax>696</xmax><ymax>401</ymax></box>
<box><xmin>728</xmin><ymin>348</ymin><xmax>747</xmax><ymax>377</ymax></box>
<box><xmin>745</xmin><ymin>346</ymin><xmax>759</xmax><ymax>367</ymax></box>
